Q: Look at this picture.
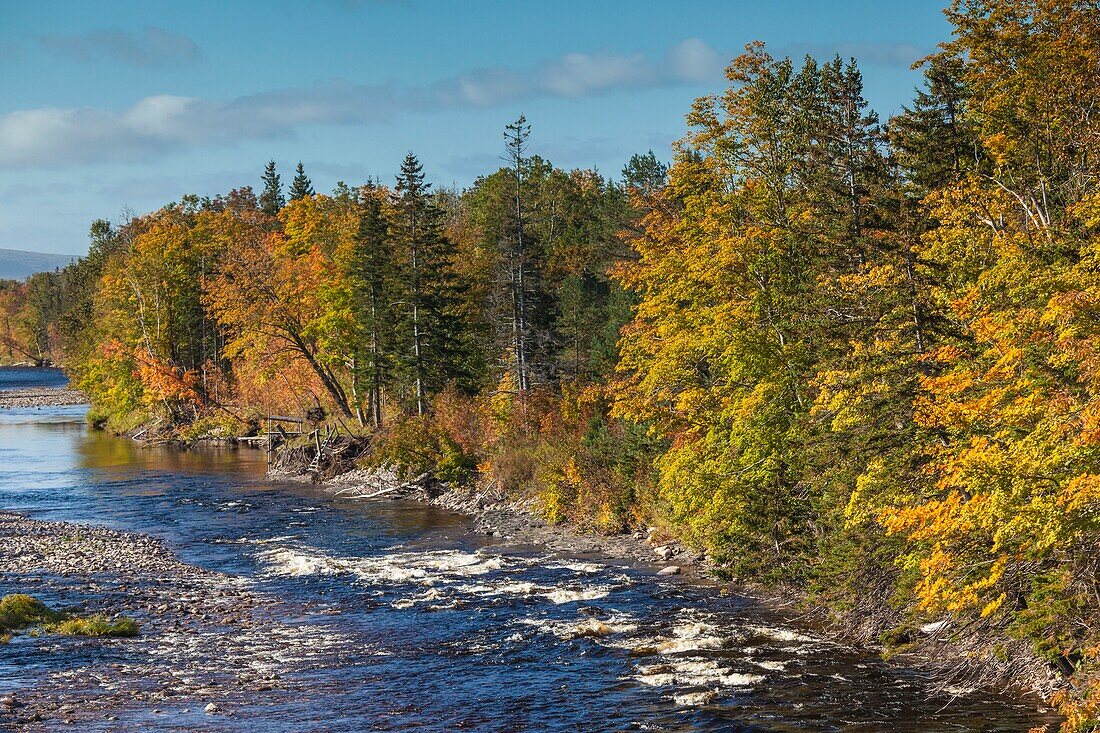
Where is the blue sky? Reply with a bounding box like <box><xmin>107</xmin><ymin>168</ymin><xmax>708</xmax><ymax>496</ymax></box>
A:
<box><xmin>1</xmin><ymin>0</ymin><xmax>953</xmax><ymax>255</ymax></box>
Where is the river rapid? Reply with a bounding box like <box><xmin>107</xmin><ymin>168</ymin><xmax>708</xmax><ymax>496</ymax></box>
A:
<box><xmin>0</xmin><ymin>367</ymin><xmax>1057</xmax><ymax>732</ymax></box>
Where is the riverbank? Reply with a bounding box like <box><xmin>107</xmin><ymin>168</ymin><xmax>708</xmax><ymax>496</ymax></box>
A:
<box><xmin>325</xmin><ymin>467</ymin><xmax>704</xmax><ymax>572</ymax></box>
<box><xmin>0</xmin><ymin>511</ymin><xmax>340</xmax><ymax>731</ymax></box>
<box><xmin>0</xmin><ymin>388</ymin><xmax>87</xmax><ymax>409</ymax></box>
<box><xmin>314</xmin><ymin>465</ymin><xmax>1062</xmax><ymax>716</ymax></box>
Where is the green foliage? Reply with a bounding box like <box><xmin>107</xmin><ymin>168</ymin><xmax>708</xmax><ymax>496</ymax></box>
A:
<box><xmin>260</xmin><ymin>160</ymin><xmax>285</xmax><ymax>217</ymax></box>
<box><xmin>367</xmin><ymin>413</ymin><xmax>477</xmax><ymax>485</ymax></box>
<box><xmin>0</xmin><ymin>594</ymin><xmax>138</xmax><ymax>640</ymax></box>
<box><xmin>51</xmin><ymin>615</ymin><xmax>140</xmax><ymax>638</ymax></box>
<box><xmin>0</xmin><ymin>594</ymin><xmax>65</xmax><ymax>632</ymax></box>
<box><xmin>288</xmin><ymin>162</ymin><xmax>315</xmax><ymax>201</ymax></box>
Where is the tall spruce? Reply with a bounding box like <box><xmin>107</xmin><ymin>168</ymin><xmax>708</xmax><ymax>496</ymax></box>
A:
<box><xmin>259</xmin><ymin>160</ymin><xmax>285</xmax><ymax>217</ymax></box>
<box><xmin>351</xmin><ymin>183</ymin><xmax>395</xmax><ymax>428</ymax></box>
<box><xmin>288</xmin><ymin>162</ymin><xmax>315</xmax><ymax>201</ymax></box>
<box><xmin>392</xmin><ymin>153</ymin><xmax>462</xmax><ymax>415</ymax></box>
<box><xmin>889</xmin><ymin>54</ymin><xmax>975</xmax><ymax>194</ymax></box>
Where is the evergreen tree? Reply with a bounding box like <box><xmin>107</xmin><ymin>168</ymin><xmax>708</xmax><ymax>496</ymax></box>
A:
<box><xmin>391</xmin><ymin>153</ymin><xmax>464</xmax><ymax>414</ymax></box>
<box><xmin>350</xmin><ymin>183</ymin><xmax>396</xmax><ymax>427</ymax></box>
<box><xmin>889</xmin><ymin>54</ymin><xmax>975</xmax><ymax>194</ymax></box>
<box><xmin>621</xmin><ymin>151</ymin><xmax>668</xmax><ymax>194</ymax></box>
<box><xmin>259</xmin><ymin>160</ymin><xmax>285</xmax><ymax>217</ymax></box>
<box><xmin>288</xmin><ymin>162</ymin><xmax>315</xmax><ymax>201</ymax></box>
<box><xmin>504</xmin><ymin>115</ymin><xmax>532</xmax><ymax>392</ymax></box>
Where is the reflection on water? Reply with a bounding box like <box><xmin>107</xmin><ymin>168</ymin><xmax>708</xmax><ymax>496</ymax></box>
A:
<box><xmin>0</xmin><ymin>370</ymin><xmax>1058</xmax><ymax>732</ymax></box>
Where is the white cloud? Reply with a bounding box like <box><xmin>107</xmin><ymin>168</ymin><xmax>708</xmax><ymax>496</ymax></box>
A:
<box><xmin>666</xmin><ymin>38</ymin><xmax>726</xmax><ymax>82</ymax></box>
<box><xmin>0</xmin><ymin>39</ymin><xmax>727</xmax><ymax>168</ymax></box>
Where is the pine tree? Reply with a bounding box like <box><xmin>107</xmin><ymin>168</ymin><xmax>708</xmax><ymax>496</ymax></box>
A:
<box><xmin>259</xmin><ymin>160</ymin><xmax>285</xmax><ymax>217</ymax></box>
<box><xmin>288</xmin><ymin>162</ymin><xmax>315</xmax><ymax>201</ymax></box>
<box><xmin>622</xmin><ymin>151</ymin><xmax>668</xmax><ymax>194</ymax></box>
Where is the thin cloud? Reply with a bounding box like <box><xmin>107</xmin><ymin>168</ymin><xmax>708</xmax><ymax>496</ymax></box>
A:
<box><xmin>37</xmin><ymin>27</ymin><xmax>203</xmax><ymax>68</ymax></box>
<box><xmin>666</xmin><ymin>38</ymin><xmax>726</xmax><ymax>81</ymax></box>
<box><xmin>0</xmin><ymin>39</ymin><xmax>726</xmax><ymax>168</ymax></box>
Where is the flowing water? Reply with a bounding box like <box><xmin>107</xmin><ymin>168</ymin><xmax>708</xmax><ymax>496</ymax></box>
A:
<box><xmin>0</xmin><ymin>367</ymin><xmax>1056</xmax><ymax>732</ymax></box>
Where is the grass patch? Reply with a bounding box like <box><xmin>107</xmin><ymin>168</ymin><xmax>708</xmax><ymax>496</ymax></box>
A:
<box><xmin>51</xmin><ymin>615</ymin><xmax>139</xmax><ymax>638</ymax></box>
<box><xmin>0</xmin><ymin>594</ymin><xmax>139</xmax><ymax>641</ymax></box>
<box><xmin>0</xmin><ymin>593</ymin><xmax>65</xmax><ymax>631</ymax></box>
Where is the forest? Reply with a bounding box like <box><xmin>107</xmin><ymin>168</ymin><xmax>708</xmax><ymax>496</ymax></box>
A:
<box><xmin>2</xmin><ymin>0</ymin><xmax>1099</xmax><ymax>727</ymax></box>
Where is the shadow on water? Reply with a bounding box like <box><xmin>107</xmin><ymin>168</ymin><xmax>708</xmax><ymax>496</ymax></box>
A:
<box><xmin>0</xmin><ymin>368</ymin><xmax>1060</xmax><ymax>732</ymax></box>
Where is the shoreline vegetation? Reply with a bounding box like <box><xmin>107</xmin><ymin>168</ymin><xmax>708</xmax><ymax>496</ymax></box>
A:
<box><xmin>0</xmin><ymin>593</ymin><xmax>138</xmax><ymax>643</ymax></box>
<box><xmin>2</xmin><ymin>2</ymin><xmax>1098</xmax><ymax>728</ymax></box>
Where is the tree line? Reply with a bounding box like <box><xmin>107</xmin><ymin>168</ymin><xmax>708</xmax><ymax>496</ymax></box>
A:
<box><xmin>3</xmin><ymin>1</ymin><xmax>1099</xmax><ymax>726</ymax></box>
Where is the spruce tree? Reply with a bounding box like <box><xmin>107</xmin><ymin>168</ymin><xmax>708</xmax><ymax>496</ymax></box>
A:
<box><xmin>259</xmin><ymin>160</ymin><xmax>285</xmax><ymax>216</ymax></box>
<box><xmin>351</xmin><ymin>183</ymin><xmax>395</xmax><ymax>428</ymax></box>
<box><xmin>889</xmin><ymin>54</ymin><xmax>975</xmax><ymax>194</ymax></box>
<box><xmin>288</xmin><ymin>162</ymin><xmax>315</xmax><ymax>201</ymax></box>
<box><xmin>392</xmin><ymin>153</ymin><xmax>463</xmax><ymax>415</ymax></box>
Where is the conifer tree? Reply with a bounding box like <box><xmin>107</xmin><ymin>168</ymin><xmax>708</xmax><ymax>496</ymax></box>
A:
<box><xmin>889</xmin><ymin>54</ymin><xmax>975</xmax><ymax>194</ymax></box>
<box><xmin>391</xmin><ymin>153</ymin><xmax>463</xmax><ymax>415</ymax></box>
<box><xmin>621</xmin><ymin>151</ymin><xmax>668</xmax><ymax>194</ymax></box>
<box><xmin>350</xmin><ymin>183</ymin><xmax>395</xmax><ymax>427</ymax></box>
<box><xmin>504</xmin><ymin>115</ymin><xmax>532</xmax><ymax>392</ymax></box>
<box><xmin>259</xmin><ymin>160</ymin><xmax>285</xmax><ymax>217</ymax></box>
<box><xmin>288</xmin><ymin>162</ymin><xmax>315</xmax><ymax>201</ymax></box>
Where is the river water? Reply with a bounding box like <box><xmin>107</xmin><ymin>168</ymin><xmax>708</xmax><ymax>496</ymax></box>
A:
<box><xmin>0</xmin><ymin>367</ymin><xmax>1055</xmax><ymax>732</ymax></box>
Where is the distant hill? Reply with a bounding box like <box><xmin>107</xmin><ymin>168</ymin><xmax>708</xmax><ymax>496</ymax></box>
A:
<box><xmin>0</xmin><ymin>248</ymin><xmax>79</xmax><ymax>281</ymax></box>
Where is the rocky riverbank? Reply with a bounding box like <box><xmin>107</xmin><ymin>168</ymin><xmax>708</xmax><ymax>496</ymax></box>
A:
<box><xmin>323</xmin><ymin>467</ymin><xmax>703</xmax><ymax>576</ymax></box>
<box><xmin>0</xmin><ymin>512</ymin><xmax>347</xmax><ymax>731</ymax></box>
<box><xmin>0</xmin><ymin>388</ymin><xmax>87</xmax><ymax>409</ymax></box>
<box><xmin>312</xmin><ymin>465</ymin><xmax>1062</xmax><ymax>711</ymax></box>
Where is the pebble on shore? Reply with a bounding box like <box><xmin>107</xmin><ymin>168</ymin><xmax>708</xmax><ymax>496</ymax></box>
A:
<box><xmin>0</xmin><ymin>510</ymin><xmax>335</xmax><ymax>729</ymax></box>
<box><xmin>0</xmin><ymin>387</ymin><xmax>88</xmax><ymax>409</ymax></box>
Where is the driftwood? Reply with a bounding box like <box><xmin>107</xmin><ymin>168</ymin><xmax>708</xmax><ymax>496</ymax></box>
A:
<box><xmin>131</xmin><ymin>418</ymin><xmax>164</xmax><ymax>442</ymax></box>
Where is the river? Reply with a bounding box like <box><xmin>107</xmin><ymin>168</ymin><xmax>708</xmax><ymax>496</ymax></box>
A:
<box><xmin>0</xmin><ymin>367</ymin><xmax>1056</xmax><ymax>732</ymax></box>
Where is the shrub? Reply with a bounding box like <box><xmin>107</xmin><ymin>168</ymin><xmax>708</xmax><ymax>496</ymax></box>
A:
<box><xmin>177</xmin><ymin>414</ymin><xmax>247</xmax><ymax>442</ymax></box>
<box><xmin>0</xmin><ymin>594</ymin><xmax>64</xmax><ymax>632</ymax></box>
<box><xmin>51</xmin><ymin>615</ymin><xmax>139</xmax><ymax>638</ymax></box>
<box><xmin>368</xmin><ymin>412</ymin><xmax>478</xmax><ymax>484</ymax></box>
<box><xmin>0</xmin><ymin>594</ymin><xmax>139</xmax><ymax>639</ymax></box>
